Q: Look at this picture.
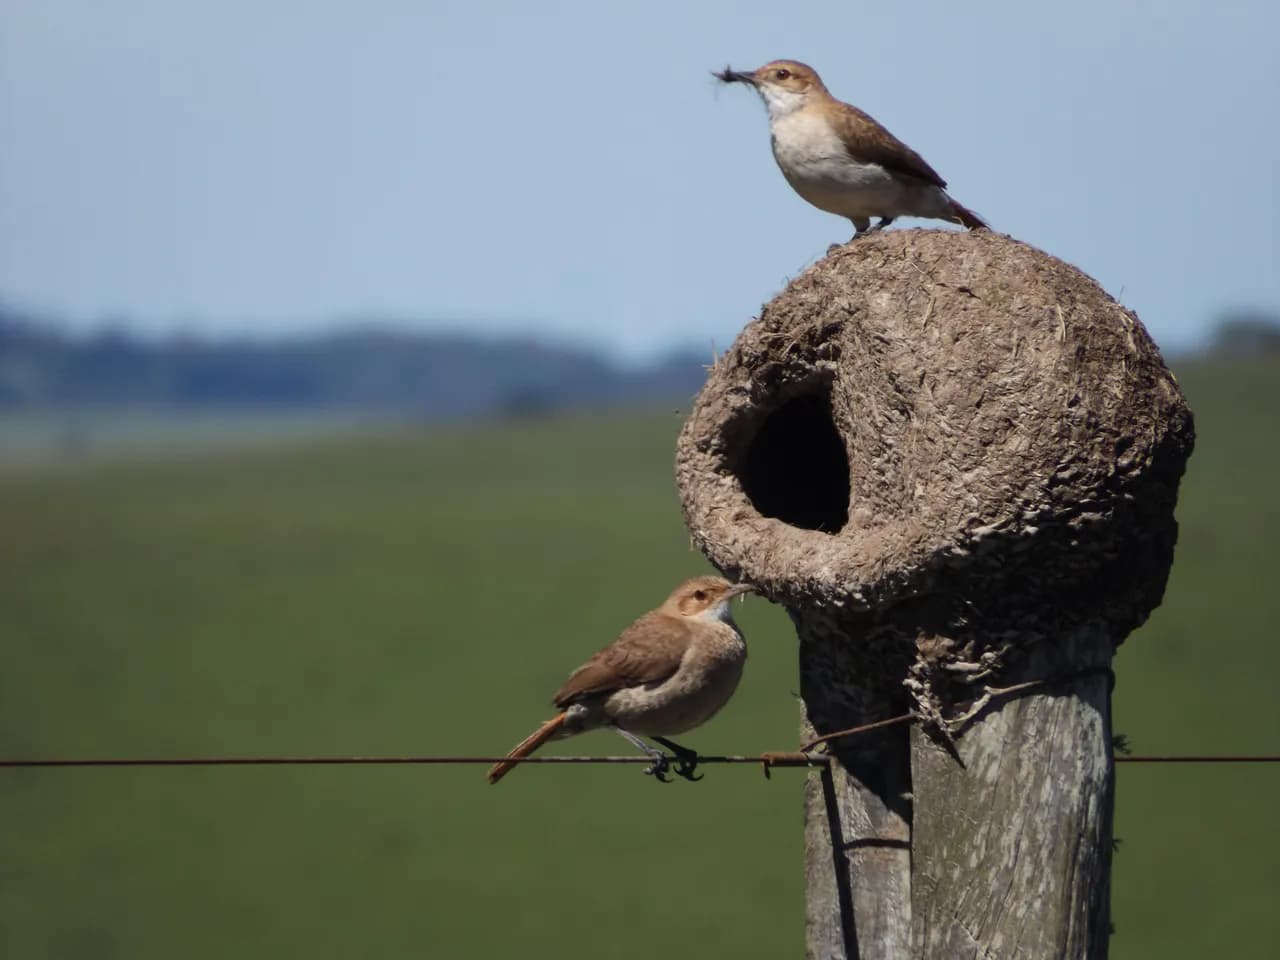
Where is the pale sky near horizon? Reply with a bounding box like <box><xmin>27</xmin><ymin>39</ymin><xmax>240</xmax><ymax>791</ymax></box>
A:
<box><xmin>2</xmin><ymin>1</ymin><xmax>1277</xmax><ymax>360</ymax></box>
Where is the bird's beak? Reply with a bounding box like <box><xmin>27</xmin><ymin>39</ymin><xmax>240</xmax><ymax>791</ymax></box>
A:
<box><xmin>715</xmin><ymin>67</ymin><xmax>757</xmax><ymax>87</ymax></box>
<box><xmin>725</xmin><ymin>583</ymin><xmax>756</xmax><ymax>601</ymax></box>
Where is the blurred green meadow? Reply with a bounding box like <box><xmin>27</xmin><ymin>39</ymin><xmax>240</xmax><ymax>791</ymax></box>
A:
<box><xmin>1</xmin><ymin>359</ymin><xmax>1277</xmax><ymax>958</ymax></box>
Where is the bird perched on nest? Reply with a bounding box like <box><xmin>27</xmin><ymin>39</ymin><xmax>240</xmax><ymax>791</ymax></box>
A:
<box><xmin>716</xmin><ymin>60</ymin><xmax>986</xmax><ymax>241</ymax></box>
<box><xmin>487</xmin><ymin>576</ymin><xmax>755</xmax><ymax>785</ymax></box>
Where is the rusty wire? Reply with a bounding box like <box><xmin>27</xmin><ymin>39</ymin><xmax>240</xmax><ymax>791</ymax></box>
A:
<box><xmin>0</xmin><ymin>753</ymin><xmax>819</xmax><ymax>769</ymax></box>
<box><xmin>1</xmin><ymin>674</ymin><xmax>1275</xmax><ymax>773</ymax></box>
<box><xmin>2</xmin><ymin>703</ymin><xmax>1277</xmax><ymax>777</ymax></box>
<box><xmin>3</xmin><ymin>752</ymin><xmax>1278</xmax><ymax>771</ymax></box>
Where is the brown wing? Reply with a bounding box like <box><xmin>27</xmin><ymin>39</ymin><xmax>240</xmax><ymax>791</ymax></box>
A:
<box><xmin>834</xmin><ymin>103</ymin><xmax>947</xmax><ymax>189</ymax></box>
<box><xmin>553</xmin><ymin>612</ymin><xmax>693</xmax><ymax>708</ymax></box>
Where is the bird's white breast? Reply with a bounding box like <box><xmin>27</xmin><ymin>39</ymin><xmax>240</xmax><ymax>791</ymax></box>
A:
<box><xmin>769</xmin><ymin>110</ymin><xmax>904</xmax><ymax>219</ymax></box>
<box><xmin>605</xmin><ymin>622</ymin><xmax>746</xmax><ymax>736</ymax></box>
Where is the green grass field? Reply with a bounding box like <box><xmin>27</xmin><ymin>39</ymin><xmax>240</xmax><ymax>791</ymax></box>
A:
<box><xmin>0</xmin><ymin>407</ymin><xmax>388</xmax><ymax>467</ymax></box>
<box><xmin>1</xmin><ymin>359</ymin><xmax>1277</xmax><ymax>958</ymax></box>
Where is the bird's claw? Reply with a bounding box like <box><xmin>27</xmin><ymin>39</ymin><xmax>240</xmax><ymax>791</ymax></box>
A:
<box><xmin>672</xmin><ymin>754</ymin><xmax>703</xmax><ymax>782</ymax></box>
<box><xmin>649</xmin><ymin>737</ymin><xmax>703</xmax><ymax>783</ymax></box>
<box><xmin>644</xmin><ymin>754</ymin><xmax>672</xmax><ymax>783</ymax></box>
<box><xmin>643</xmin><ymin>749</ymin><xmax>701</xmax><ymax>783</ymax></box>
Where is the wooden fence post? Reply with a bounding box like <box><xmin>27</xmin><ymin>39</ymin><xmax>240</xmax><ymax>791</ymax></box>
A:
<box><xmin>675</xmin><ymin>230</ymin><xmax>1193</xmax><ymax>959</ymax></box>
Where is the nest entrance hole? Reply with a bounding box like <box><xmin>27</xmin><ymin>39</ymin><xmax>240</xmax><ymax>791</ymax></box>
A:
<box><xmin>737</xmin><ymin>392</ymin><xmax>850</xmax><ymax>533</ymax></box>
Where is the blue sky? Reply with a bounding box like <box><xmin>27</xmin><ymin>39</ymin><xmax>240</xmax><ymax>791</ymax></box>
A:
<box><xmin>2</xmin><ymin>0</ymin><xmax>1277</xmax><ymax>359</ymax></box>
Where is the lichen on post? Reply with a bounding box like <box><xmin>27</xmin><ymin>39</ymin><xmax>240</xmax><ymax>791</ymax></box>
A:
<box><xmin>675</xmin><ymin>229</ymin><xmax>1194</xmax><ymax>959</ymax></box>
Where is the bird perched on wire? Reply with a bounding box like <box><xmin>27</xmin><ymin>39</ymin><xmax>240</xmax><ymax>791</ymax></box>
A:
<box><xmin>487</xmin><ymin>576</ymin><xmax>755</xmax><ymax>785</ymax></box>
<box><xmin>716</xmin><ymin>60</ymin><xmax>986</xmax><ymax>241</ymax></box>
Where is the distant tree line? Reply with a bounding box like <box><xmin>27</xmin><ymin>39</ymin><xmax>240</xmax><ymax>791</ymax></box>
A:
<box><xmin>1209</xmin><ymin>309</ymin><xmax>1280</xmax><ymax>357</ymax></box>
<box><xmin>0</xmin><ymin>307</ymin><xmax>709</xmax><ymax>419</ymax></box>
<box><xmin>3</xmin><ymin>304</ymin><xmax>1275</xmax><ymax>417</ymax></box>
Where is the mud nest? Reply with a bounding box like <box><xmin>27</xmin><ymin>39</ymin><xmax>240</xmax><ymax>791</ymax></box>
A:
<box><xmin>676</xmin><ymin>229</ymin><xmax>1194</xmax><ymax>648</ymax></box>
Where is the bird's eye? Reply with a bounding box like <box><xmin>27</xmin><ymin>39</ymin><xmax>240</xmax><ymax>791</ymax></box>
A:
<box><xmin>693</xmin><ymin>589</ymin><xmax>707</xmax><ymax>601</ymax></box>
<box><xmin>775</xmin><ymin>68</ymin><xmax>791</xmax><ymax>80</ymax></box>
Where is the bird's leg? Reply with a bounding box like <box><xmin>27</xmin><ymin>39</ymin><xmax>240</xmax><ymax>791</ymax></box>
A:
<box><xmin>652</xmin><ymin>736</ymin><xmax>703</xmax><ymax>782</ymax></box>
<box><xmin>612</xmin><ymin>727</ymin><xmax>672</xmax><ymax>783</ymax></box>
<box><xmin>865</xmin><ymin>216</ymin><xmax>895</xmax><ymax>234</ymax></box>
<box><xmin>847</xmin><ymin>217</ymin><xmax>872</xmax><ymax>243</ymax></box>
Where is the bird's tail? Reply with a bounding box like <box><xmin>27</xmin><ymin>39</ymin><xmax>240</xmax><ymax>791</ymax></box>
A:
<box><xmin>486</xmin><ymin>712</ymin><xmax>567</xmax><ymax>785</ymax></box>
<box><xmin>949</xmin><ymin>197</ymin><xmax>987</xmax><ymax>230</ymax></box>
